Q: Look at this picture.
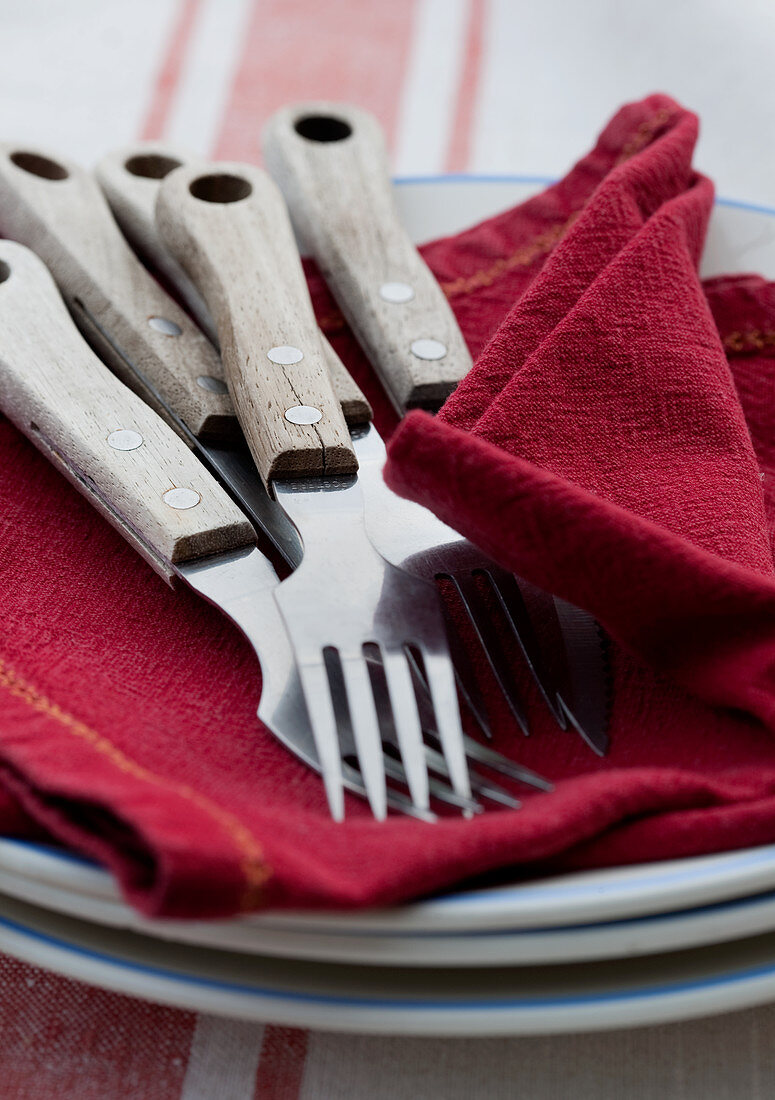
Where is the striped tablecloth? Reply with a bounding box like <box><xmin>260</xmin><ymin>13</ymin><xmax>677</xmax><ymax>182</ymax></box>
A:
<box><xmin>2</xmin><ymin>1</ymin><xmax>775</xmax><ymax>1095</ymax></box>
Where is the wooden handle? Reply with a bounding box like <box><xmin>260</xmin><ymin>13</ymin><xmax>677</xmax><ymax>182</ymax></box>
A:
<box><xmin>156</xmin><ymin>161</ymin><xmax>357</xmax><ymax>483</ymax></box>
<box><xmin>95</xmin><ymin>143</ymin><xmax>218</xmax><ymax>344</ymax></box>
<box><xmin>96</xmin><ymin>142</ymin><xmax>371</xmax><ymax>426</ymax></box>
<box><xmin>262</xmin><ymin>101</ymin><xmax>473</xmax><ymax>413</ymax></box>
<box><xmin>0</xmin><ymin>142</ymin><xmax>233</xmax><ymax>441</ymax></box>
<box><xmin>0</xmin><ymin>241</ymin><xmax>254</xmax><ymax>576</ymax></box>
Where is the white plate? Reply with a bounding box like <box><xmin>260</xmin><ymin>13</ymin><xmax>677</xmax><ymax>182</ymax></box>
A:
<box><xmin>3</xmin><ymin>179</ymin><xmax>775</xmax><ymax>983</ymax></box>
<box><xmin>7</xmin><ymin>840</ymin><xmax>775</xmax><ymax>966</ymax></box>
<box><xmin>11</xmin><ymin>837</ymin><xmax>775</xmax><ymax>936</ymax></box>
<box><xmin>7</xmin><ymin>887</ymin><xmax>775</xmax><ymax>1035</ymax></box>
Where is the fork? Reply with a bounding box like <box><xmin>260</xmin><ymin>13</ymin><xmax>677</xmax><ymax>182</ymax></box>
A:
<box><xmin>0</xmin><ymin>238</ymin><xmax>447</xmax><ymax>818</ymax></box>
<box><xmin>156</xmin><ymin>160</ymin><xmax>473</xmax><ymax>821</ymax></box>
<box><xmin>93</xmin><ymin>145</ymin><xmax>554</xmax><ymax>814</ymax></box>
<box><xmin>263</xmin><ymin>102</ymin><xmax>610</xmax><ymax>755</ymax></box>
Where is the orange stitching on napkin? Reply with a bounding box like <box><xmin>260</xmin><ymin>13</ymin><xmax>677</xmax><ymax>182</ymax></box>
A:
<box><xmin>615</xmin><ymin>107</ymin><xmax>674</xmax><ymax>164</ymax></box>
<box><xmin>0</xmin><ymin>658</ymin><xmax>271</xmax><ymax>904</ymax></box>
<box><xmin>439</xmin><ymin>217</ymin><xmax>576</xmax><ymax>298</ymax></box>
<box><xmin>439</xmin><ymin>111</ymin><xmax>673</xmax><ymax>299</ymax></box>
<box><xmin>723</xmin><ymin>329</ymin><xmax>775</xmax><ymax>355</ymax></box>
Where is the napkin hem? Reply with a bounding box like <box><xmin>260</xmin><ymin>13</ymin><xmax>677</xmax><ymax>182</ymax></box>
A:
<box><xmin>0</xmin><ymin>655</ymin><xmax>271</xmax><ymax>915</ymax></box>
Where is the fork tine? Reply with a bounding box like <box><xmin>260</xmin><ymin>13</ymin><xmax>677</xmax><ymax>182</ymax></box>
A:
<box><xmin>480</xmin><ymin>570</ymin><xmax>567</xmax><ymax>728</ymax></box>
<box><xmin>421</xmin><ymin>649</ymin><xmax>472</xmax><ymax>801</ymax></box>
<box><xmin>296</xmin><ymin>661</ymin><xmax>345</xmax><ymax>822</ymax></box>
<box><xmin>445</xmin><ymin>573</ymin><xmax>530</xmax><ymax>736</ymax></box>
<box><xmin>341</xmin><ymin>762</ymin><xmax>438</xmax><ymax>822</ymax></box>
<box><xmin>403</xmin><ymin>651</ymin><xmax>554</xmax><ymax>793</ymax></box>
<box><xmin>380</xmin><ymin>650</ymin><xmax>430</xmax><ymax>811</ymax></box>
<box><xmin>340</xmin><ymin>654</ymin><xmax>388</xmax><ymax>820</ymax></box>
<box><xmin>491</xmin><ymin>573</ymin><xmax>611</xmax><ymax>753</ymax></box>
<box><xmin>418</xmin><ymin>744</ymin><xmax>522</xmax><ymax>809</ymax></box>
<box><xmin>468</xmin><ymin>780</ymin><xmax>521</xmax><ymax>809</ymax></box>
<box><xmin>437</xmin><ymin>602</ymin><xmax>493</xmax><ymax>738</ymax></box>
<box><xmin>458</xmin><ymin>737</ymin><xmax>554</xmax><ymax>790</ymax></box>
<box><xmin>380</xmin><ymin>752</ymin><xmax>483</xmax><ymax>813</ymax></box>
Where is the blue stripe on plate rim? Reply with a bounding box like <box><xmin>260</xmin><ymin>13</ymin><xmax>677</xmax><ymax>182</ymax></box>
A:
<box><xmin>4</xmin><ymin>908</ymin><xmax>775</xmax><ymax>1010</ymax></box>
<box><xmin>395</xmin><ymin>173</ymin><xmax>775</xmax><ymax>220</ymax></box>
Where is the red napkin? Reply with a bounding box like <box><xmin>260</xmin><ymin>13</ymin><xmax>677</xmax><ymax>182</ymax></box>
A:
<box><xmin>3</xmin><ymin>93</ymin><xmax>775</xmax><ymax>918</ymax></box>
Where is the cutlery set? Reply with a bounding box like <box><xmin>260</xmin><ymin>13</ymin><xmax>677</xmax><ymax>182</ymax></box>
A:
<box><xmin>0</xmin><ymin>103</ymin><xmax>609</xmax><ymax>822</ymax></box>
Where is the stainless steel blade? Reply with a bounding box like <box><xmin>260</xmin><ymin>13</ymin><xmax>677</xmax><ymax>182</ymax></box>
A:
<box><xmin>553</xmin><ymin>598</ymin><xmax>611</xmax><ymax>756</ymax></box>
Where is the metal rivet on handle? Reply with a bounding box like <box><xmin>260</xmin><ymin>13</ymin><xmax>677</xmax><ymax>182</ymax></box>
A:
<box><xmin>285</xmin><ymin>405</ymin><xmax>322</xmax><ymax>425</ymax></box>
<box><xmin>148</xmin><ymin>316</ymin><xmax>182</xmax><ymax>336</ymax></box>
<box><xmin>410</xmin><ymin>338</ymin><xmax>447</xmax><ymax>361</ymax></box>
<box><xmin>268</xmin><ymin>345</ymin><xmax>303</xmax><ymax>365</ymax></box>
<box><xmin>379</xmin><ymin>281</ymin><xmax>414</xmax><ymax>304</ymax></box>
<box><xmin>163</xmin><ymin>487</ymin><xmax>201</xmax><ymax>509</ymax></box>
<box><xmin>196</xmin><ymin>375</ymin><xmax>229</xmax><ymax>394</ymax></box>
<box><xmin>107</xmin><ymin>429</ymin><xmax>143</xmax><ymax>451</ymax></box>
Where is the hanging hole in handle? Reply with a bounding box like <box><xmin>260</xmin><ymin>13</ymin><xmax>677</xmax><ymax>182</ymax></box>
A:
<box><xmin>0</xmin><ymin>260</ymin><xmax>10</xmax><ymax>284</ymax></box>
<box><xmin>189</xmin><ymin>173</ymin><xmax>252</xmax><ymax>203</ymax></box>
<box><xmin>294</xmin><ymin>115</ymin><xmax>352</xmax><ymax>143</ymax></box>
<box><xmin>125</xmin><ymin>153</ymin><xmax>182</xmax><ymax>180</ymax></box>
<box><xmin>9</xmin><ymin>151</ymin><xmax>69</xmax><ymax>181</ymax></box>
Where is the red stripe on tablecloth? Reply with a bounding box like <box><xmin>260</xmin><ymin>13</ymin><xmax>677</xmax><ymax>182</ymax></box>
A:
<box><xmin>184</xmin><ymin>6</ymin><xmax>414</xmax><ymax>1088</ymax></box>
<box><xmin>445</xmin><ymin>0</ymin><xmax>487</xmax><ymax>171</ymax></box>
<box><xmin>253</xmin><ymin>1026</ymin><xmax>309</xmax><ymax>1100</ymax></box>
<box><xmin>141</xmin><ymin>0</ymin><xmax>203</xmax><ymax>140</ymax></box>
<box><xmin>213</xmin><ymin>0</ymin><xmax>417</xmax><ymax>162</ymax></box>
<box><xmin>0</xmin><ymin>955</ymin><xmax>194</xmax><ymax>1100</ymax></box>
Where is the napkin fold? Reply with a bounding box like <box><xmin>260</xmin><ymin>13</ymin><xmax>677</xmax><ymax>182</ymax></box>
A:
<box><xmin>4</xmin><ymin>93</ymin><xmax>775</xmax><ymax>917</ymax></box>
<box><xmin>384</xmin><ymin>96</ymin><xmax>775</xmax><ymax>734</ymax></box>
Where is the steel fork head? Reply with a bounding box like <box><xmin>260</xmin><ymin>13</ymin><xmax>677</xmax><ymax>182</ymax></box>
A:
<box><xmin>439</xmin><ymin>566</ymin><xmax>610</xmax><ymax>753</ymax></box>
<box><xmin>272</xmin><ymin>474</ymin><xmax>471</xmax><ymax>821</ymax></box>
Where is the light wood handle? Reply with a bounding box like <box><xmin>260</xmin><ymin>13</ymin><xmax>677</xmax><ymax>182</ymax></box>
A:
<box><xmin>0</xmin><ymin>143</ymin><xmax>233</xmax><ymax>441</ymax></box>
<box><xmin>95</xmin><ymin>143</ymin><xmax>217</xmax><ymax>343</ymax></box>
<box><xmin>96</xmin><ymin>143</ymin><xmax>371</xmax><ymax>426</ymax></box>
<box><xmin>0</xmin><ymin>241</ymin><xmax>254</xmax><ymax>576</ymax></box>
<box><xmin>262</xmin><ymin>101</ymin><xmax>473</xmax><ymax>413</ymax></box>
<box><xmin>156</xmin><ymin>161</ymin><xmax>357</xmax><ymax>483</ymax></box>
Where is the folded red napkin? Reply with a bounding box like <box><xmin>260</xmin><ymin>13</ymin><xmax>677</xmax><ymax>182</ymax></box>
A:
<box><xmin>3</xmin><ymin>93</ymin><xmax>775</xmax><ymax>917</ymax></box>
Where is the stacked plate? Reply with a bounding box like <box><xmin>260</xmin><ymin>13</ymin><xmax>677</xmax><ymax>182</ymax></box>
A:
<box><xmin>7</xmin><ymin>837</ymin><xmax>775</xmax><ymax>1034</ymax></box>
<box><xmin>3</xmin><ymin>180</ymin><xmax>775</xmax><ymax>1036</ymax></box>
